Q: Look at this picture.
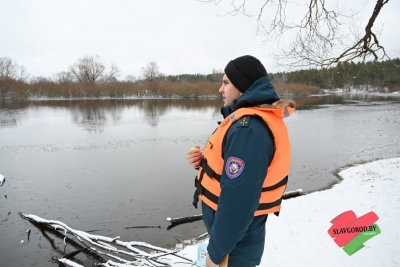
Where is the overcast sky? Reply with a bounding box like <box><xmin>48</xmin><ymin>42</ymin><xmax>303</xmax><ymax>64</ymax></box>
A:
<box><xmin>1</xmin><ymin>0</ymin><xmax>399</xmax><ymax>79</ymax></box>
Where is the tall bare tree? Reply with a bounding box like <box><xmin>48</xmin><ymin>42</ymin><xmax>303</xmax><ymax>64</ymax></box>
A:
<box><xmin>53</xmin><ymin>71</ymin><xmax>74</xmax><ymax>83</ymax></box>
<box><xmin>69</xmin><ymin>55</ymin><xmax>120</xmax><ymax>84</ymax></box>
<box><xmin>0</xmin><ymin>57</ymin><xmax>28</xmax><ymax>81</ymax></box>
<box><xmin>201</xmin><ymin>0</ymin><xmax>392</xmax><ymax>68</ymax></box>
<box><xmin>125</xmin><ymin>75</ymin><xmax>137</xmax><ymax>83</ymax></box>
<box><xmin>212</xmin><ymin>68</ymin><xmax>224</xmax><ymax>82</ymax></box>
<box><xmin>141</xmin><ymin>61</ymin><xmax>160</xmax><ymax>81</ymax></box>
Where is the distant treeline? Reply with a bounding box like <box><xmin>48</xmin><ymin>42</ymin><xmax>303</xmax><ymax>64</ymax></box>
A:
<box><xmin>5</xmin><ymin>55</ymin><xmax>400</xmax><ymax>100</ymax></box>
<box><xmin>0</xmin><ymin>76</ymin><xmax>321</xmax><ymax>100</ymax></box>
<box><xmin>270</xmin><ymin>58</ymin><xmax>400</xmax><ymax>91</ymax></box>
<box><xmin>167</xmin><ymin>73</ymin><xmax>219</xmax><ymax>83</ymax></box>
<box><xmin>0</xmin><ymin>55</ymin><xmax>322</xmax><ymax>100</ymax></box>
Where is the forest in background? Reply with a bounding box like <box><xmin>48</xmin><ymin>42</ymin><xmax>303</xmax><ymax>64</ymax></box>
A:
<box><xmin>1</xmin><ymin>56</ymin><xmax>399</xmax><ymax>100</ymax></box>
<box><xmin>271</xmin><ymin>58</ymin><xmax>400</xmax><ymax>91</ymax></box>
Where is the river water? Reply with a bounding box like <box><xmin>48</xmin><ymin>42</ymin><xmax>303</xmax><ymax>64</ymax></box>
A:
<box><xmin>0</xmin><ymin>93</ymin><xmax>399</xmax><ymax>266</ymax></box>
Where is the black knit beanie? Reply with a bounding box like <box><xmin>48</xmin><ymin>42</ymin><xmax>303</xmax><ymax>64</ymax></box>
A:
<box><xmin>224</xmin><ymin>55</ymin><xmax>268</xmax><ymax>93</ymax></box>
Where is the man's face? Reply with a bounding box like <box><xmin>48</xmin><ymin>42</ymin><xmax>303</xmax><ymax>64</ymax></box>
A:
<box><xmin>219</xmin><ymin>74</ymin><xmax>242</xmax><ymax>106</ymax></box>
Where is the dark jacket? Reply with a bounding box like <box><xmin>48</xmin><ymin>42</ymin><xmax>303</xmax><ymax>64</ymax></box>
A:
<box><xmin>203</xmin><ymin>76</ymin><xmax>280</xmax><ymax>264</ymax></box>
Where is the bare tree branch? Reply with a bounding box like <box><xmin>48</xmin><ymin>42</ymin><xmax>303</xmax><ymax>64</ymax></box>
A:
<box><xmin>141</xmin><ymin>61</ymin><xmax>160</xmax><ymax>82</ymax></box>
<box><xmin>211</xmin><ymin>68</ymin><xmax>224</xmax><ymax>82</ymax></box>
<box><xmin>201</xmin><ymin>0</ymin><xmax>393</xmax><ymax>68</ymax></box>
<box><xmin>0</xmin><ymin>57</ymin><xmax>28</xmax><ymax>81</ymax></box>
<box><xmin>69</xmin><ymin>55</ymin><xmax>120</xmax><ymax>84</ymax></box>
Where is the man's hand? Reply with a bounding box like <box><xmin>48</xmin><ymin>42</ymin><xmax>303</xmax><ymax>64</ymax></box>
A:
<box><xmin>206</xmin><ymin>256</ymin><xmax>219</xmax><ymax>267</ymax></box>
<box><xmin>186</xmin><ymin>145</ymin><xmax>203</xmax><ymax>168</ymax></box>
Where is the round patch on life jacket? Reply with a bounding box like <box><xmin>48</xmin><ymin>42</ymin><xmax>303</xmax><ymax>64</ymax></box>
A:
<box><xmin>225</xmin><ymin>156</ymin><xmax>245</xmax><ymax>179</ymax></box>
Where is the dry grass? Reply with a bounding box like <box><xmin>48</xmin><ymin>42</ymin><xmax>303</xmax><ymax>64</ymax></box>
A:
<box><xmin>1</xmin><ymin>79</ymin><xmax>323</xmax><ymax>99</ymax></box>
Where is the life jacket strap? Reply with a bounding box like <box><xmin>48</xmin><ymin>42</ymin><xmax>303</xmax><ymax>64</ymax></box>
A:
<box><xmin>193</xmin><ymin>168</ymin><xmax>206</xmax><ymax>208</ymax></box>
<box><xmin>200</xmin><ymin>159</ymin><xmax>287</xmax><ymax>192</ymax></box>
<box><xmin>194</xmin><ymin>179</ymin><xmax>219</xmax><ymax>204</ymax></box>
<box><xmin>199</xmin><ymin>159</ymin><xmax>289</xmax><ymax>192</ymax></box>
<box><xmin>194</xmin><ymin>161</ymin><xmax>287</xmax><ymax>215</ymax></box>
<box><xmin>195</xmin><ymin>177</ymin><xmax>284</xmax><ymax>214</ymax></box>
<box><xmin>200</xmin><ymin>159</ymin><xmax>221</xmax><ymax>182</ymax></box>
<box><xmin>192</xmin><ymin>189</ymin><xmax>200</xmax><ymax>209</ymax></box>
<box><xmin>261</xmin><ymin>176</ymin><xmax>288</xmax><ymax>192</ymax></box>
<box><xmin>258</xmin><ymin>198</ymin><xmax>283</xmax><ymax>210</ymax></box>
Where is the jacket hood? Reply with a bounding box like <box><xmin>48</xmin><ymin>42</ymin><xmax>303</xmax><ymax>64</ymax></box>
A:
<box><xmin>257</xmin><ymin>99</ymin><xmax>296</xmax><ymax>118</ymax></box>
<box><xmin>221</xmin><ymin>76</ymin><xmax>280</xmax><ymax>118</ymax></box>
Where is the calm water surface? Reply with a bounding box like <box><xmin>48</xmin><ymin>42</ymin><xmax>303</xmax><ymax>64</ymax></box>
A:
<box><xmin>0</xmin><ymin>93</ymin><xmax>399</xmax><ymax>266</ymax></box>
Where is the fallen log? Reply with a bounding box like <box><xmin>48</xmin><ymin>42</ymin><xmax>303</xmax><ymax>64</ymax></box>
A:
<box><xmin>125</xmin><ymin>226</ymin><xmax>161</xmax><ymax>229</ymax></box>
<box><xmin>20</xmin><ymin>212</ymin><xmax>196</xmax><ymax>267</ymax></box>
<box><xmin>282</xmin><ymin>189</ymin><xmax>303</xmax><ymax>199</ymax></box>
<box><xmin>166</xmin><ymin>214</ymin><xmax>203</xmax><ymax>230</ymax></box>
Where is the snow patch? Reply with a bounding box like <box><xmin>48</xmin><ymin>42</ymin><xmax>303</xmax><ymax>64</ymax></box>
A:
<box><xmin>179</xmin><ymin>158</ymin><xmax>400</xmax><ymax>267</ymax></box>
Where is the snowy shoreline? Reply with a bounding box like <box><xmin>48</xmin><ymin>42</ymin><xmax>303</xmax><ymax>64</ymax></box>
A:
<box><xmin>323</xmin><ymin>89</ymin><xmax>400</xmax><ymax>97</ymax></box>
<box><xmin>174</xmin><ymin>157</ymin><xmax>400</xmax><ymax>266</ymax></box>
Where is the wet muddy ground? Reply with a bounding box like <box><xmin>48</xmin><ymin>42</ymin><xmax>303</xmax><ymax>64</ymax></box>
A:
<box><xmin>0</xmin><ymin>94</ymin><xmax>399</xmax><ymax>266</ymax></box>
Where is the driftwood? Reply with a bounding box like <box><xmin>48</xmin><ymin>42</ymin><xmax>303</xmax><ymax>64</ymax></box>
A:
<box><xmin>62</xmin><ymin>248</ymin><xmax>88</xmax><ymax>259</ymax></box>
<box><xmin>86</xmin><ymin>229</ymin><xmax>111</xmax><ymax>233</ymax></box>
<box><xmin>166</xmin><ymin>215</ymin><xmax>203</xmax><ymax>230</ymax></box>
<box><xmin>18</xmin><ymin>189</ymin><xmax>304</xmax><ymax>266</ymax></box>
<box><xmin>20</xmin><ymin>212</ymin><xmax>199</xmax><ymax>267</ymax></box>
<box><xmin>166</xmin><ymin>189</ymin><xmax>304</xmax><ymax>228</ymax></box>
<box><xmin>125</xmin><ymin>225</ymin><xmax>161</xmax><ymax>229</ymax></box>
<box><xmin>282</xmin><ymin>189</ymin><xmax>303</xmax><ymax>199</ymax></box>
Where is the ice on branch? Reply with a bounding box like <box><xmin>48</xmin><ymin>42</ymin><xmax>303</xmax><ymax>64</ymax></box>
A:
<box><xmin>20</xmin><ymin>213</ymin><xmax>200</xmax><ymax>267</ymax></box>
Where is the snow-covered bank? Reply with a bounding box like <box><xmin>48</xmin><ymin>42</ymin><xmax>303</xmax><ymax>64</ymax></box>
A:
<box><xmin>323</xmin><ymin>88</ymin><xmax>400</xmax><ymax>97</ymax></box>
<box><xmin>176</xmin><ymin>158</ymin><xmax>400</xmax><ymax>266</ymax></box>
<box><xmin>4</xmin><ymin>95</ymin><xmax>221</xmax><ymax>101</ymax></box>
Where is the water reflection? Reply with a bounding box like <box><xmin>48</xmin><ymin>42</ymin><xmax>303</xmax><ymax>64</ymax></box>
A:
<box><xmin>0</xmin><ymin>94</ymin><xmax>398</xmax><ymax>130</ymax></box>
<box><xmin>70</xmin><ymin>102</ymin><xmax>122</xmax><ymax>132</ymax></box>
<box><xmin>0</xmin><ymin>99</ymin><xmax>223</xmax><ymax>131</ymax></box>
<box><xmin>0</xmin><ymin>115</ymin><xmax>18</xmax><ymax>128</ymax></box>
<box><xmin>0</xmin><ymin>101</ymin><xmax>29</xmax><ymax>128</ymax></box>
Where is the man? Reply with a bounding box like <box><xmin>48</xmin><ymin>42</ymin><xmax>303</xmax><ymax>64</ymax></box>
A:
<box><xmin>187</xmin><ymin>55</ymin><xmax>295</xmax><ymax>267</ymax></box>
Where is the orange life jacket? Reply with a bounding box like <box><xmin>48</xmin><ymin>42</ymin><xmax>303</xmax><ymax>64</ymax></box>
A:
<box><xmin>195</xmin><ymin>104</ymin><xmax>294</xmax><ymax>216</ymax></box>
